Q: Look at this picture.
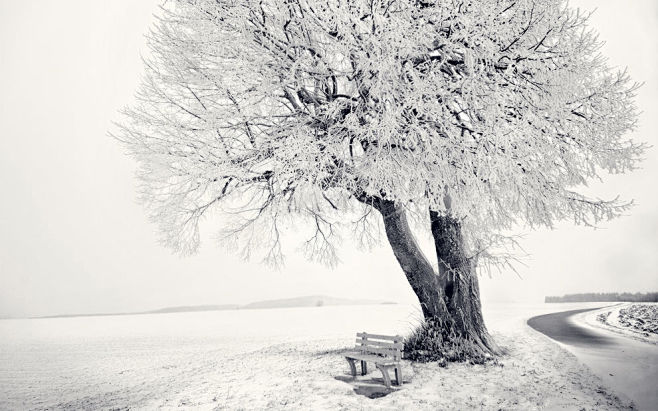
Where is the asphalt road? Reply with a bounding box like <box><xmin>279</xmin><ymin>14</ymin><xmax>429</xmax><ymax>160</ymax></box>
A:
<box><xmin>527</xmin><ymin>307</ymin><xmax>611</xmax><ymax>346</ymax></box>
<box><xmin>528</xmin><ymin>307</ymin><xmax>658</xmax><ymax>410</ymax></box>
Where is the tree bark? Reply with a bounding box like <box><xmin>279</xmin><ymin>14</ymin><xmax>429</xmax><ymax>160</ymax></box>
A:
<box><xmin>371</xmin><ymin>197</ymin><xmax>497</xmax><ymax>357</ymax></box>
<box><xmin>429</xmin><ymin>210</ymin><xmax>497</xmax><ymax>353</ymax></box>
<box><xmin>375</xmin><ymin>200</ymin><xmax>450</xmax><ymax>320</ymax></box>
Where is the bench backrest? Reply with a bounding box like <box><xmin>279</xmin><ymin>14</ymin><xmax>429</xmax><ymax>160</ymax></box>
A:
<box><xmin>355</xmin><ymin>332</ymin><xmax>403</xmax><ymax>361</ymax></box>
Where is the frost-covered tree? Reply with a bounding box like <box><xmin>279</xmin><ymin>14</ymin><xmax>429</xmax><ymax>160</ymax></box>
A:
<box><xmin>117</xmin><ymin>0</ymin><xmax>643</xmax><ymax>359</ymax></box>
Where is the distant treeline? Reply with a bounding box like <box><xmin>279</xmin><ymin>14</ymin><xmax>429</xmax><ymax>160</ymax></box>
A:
<box><xmin>545</xmin><ymin>292</ymin><xmax>658</xmax><ymax>303</ymax></box>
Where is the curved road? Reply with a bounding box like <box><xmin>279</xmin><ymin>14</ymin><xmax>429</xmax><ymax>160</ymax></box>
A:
<box><xmin>528</xmin><ymin>307</ymin><xmax>658</xmax><ymax>410</ymax></box>
<box><xmin>527</xmin><ymin>308</ymin><xmax>612</xmax><ymax>346</ymax></box>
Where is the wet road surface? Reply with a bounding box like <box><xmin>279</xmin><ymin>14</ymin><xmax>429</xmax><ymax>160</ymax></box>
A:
<box><xmin>528</xmin><ymin>307</ymin><xmax>658</xmax><ymax>410</ymax></box>
<box><xmin>527</xmin><ymin>308</ymin><xmax>611</xmax><ymax>346</ymax></box>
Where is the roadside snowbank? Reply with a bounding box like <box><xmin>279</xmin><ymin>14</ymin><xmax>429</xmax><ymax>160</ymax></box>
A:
<box><xmin>581</xmin><ymin>303</ymin><xmax>658</xmax><ymax>345</ymax></box>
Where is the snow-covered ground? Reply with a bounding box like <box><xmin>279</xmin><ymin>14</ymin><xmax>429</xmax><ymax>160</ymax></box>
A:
<box><xmin>0</xmin><ymin>303</ymin><xmax>632</xmax><ymax>410</ymax></box>
<box><xmin>583</xmin><ymin>303</ymin><xmax>658</xmax><ymax>345</ymax></box>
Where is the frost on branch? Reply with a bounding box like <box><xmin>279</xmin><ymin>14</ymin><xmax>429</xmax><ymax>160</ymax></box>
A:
<box><xmin>115</xmin><ymin>0</ymin><xmax>644</xmax><ymax>265</ymax></box>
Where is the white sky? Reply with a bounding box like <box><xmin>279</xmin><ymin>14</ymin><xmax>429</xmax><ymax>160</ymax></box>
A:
<box><xmin>0</xmin><ymin>0</ymin><xmax>656</xmax><ymax>317</ymax></box>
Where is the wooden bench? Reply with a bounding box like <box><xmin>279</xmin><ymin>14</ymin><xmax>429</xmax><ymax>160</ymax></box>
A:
<box><xmin>345</xmin><ymin>332</ymin><xmax>403</xmax><ymax>388</ymax></box>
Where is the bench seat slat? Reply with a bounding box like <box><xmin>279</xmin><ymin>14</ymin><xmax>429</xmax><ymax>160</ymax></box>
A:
<box><xmin>345</xmin><ymin>352</ymin><xmax>398</xmax><ymax>365</ymax></box>
<box><xmin>355</xmin><ymin>339</ymin><xmax>403</xmax><ymax>350</ymax></box>
<box><xmin>357</xmin><ymin>332</ymin><xmax>402</xmax><ymax>341</ymax></box>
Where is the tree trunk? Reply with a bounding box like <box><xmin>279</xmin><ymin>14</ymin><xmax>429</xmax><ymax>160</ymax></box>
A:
<box><xmin>429</xmin><ymin>210</ymin><xmax>497</xmax><ymax>354</ymax></box>
<box><xmin>375</xmin><ymin>200</ymin><xmax>450</xmax><ymax>320</ymax></box>
<box><xmin>373</xmin><ymin>199</ymin><xmax>498</xmax><ymax>359</ymax></box>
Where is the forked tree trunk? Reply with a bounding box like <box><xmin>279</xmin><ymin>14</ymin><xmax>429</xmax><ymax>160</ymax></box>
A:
<box><xmin>376</xmin><ymin>200</ymin><xmax>450</xmax><ymax>320</ymax></box>
<box><xmin>374</xmin><ymin>199</ymin><xmax>498</xmax><ymax>357</ymax></box>
<box><xmin>429</xmin><ymin>210</ymin><xmax>497</xmax><ymax>353</ymax></box>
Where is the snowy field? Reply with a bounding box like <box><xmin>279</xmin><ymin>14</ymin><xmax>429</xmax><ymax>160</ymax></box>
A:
<box><xmin>0</xmin><ymin>302</ymin><xmax>631</xmax><ymax>410</ymax></box>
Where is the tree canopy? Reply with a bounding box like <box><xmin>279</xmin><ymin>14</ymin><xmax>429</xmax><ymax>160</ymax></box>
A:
<box><xmin>117</xmin><ymin>0</ymin><xmax>643</xmax><ymax>266</ymax></box>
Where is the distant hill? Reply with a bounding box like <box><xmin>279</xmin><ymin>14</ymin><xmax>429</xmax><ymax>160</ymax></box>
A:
<box><xmin>546</xmin><ymin>292</ymin><xmax>658</xmax><ymax>303</ymax></box>
<box><xmin>148</xmin><ymin>304</ymin><xmax>240</xmax><ymax>314</ymax></box>
<box><xmin>30</xmin><ymin>295</ymin><xmax>395</xmax><ymax>319</ymax></box>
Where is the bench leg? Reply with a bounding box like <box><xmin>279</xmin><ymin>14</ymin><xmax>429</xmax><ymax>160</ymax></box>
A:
<box><xmin>346</xmin><ymin>358</ymin><xmax>357</xmax><ymax>377</ymax></box>
<box><xmin>394</xmin><ymin>366</ymin><xmax>402</xmax><ymax>385</ymax></box>
<box><xmin>376</xmin><ymin>364</ymin><xmax>392</xmax><ymax>389</ymax></box>
<box><xmin>361</xmin><ymin>360</ymin><xmax>367</xmax><ymax>375</ymax></box>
